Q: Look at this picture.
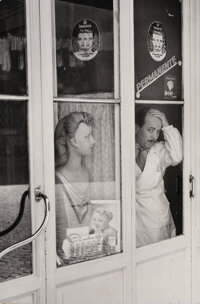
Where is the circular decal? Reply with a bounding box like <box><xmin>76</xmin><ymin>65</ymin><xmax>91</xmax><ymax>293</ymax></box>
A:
<box><xmin>147</xmin><ymin>21</ymin><xmax>167</xmax><ymax>62</ymax></box>
<box><xmin>72</xmin><ymin>19</ymin><xmax>100</xmax><ymax>61</ymax></box>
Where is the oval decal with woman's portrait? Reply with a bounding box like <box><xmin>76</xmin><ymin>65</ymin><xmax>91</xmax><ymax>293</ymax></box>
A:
<box><xmin>72</xmin><ymin>19</ymin><xmax>100</xmax><ymax>61</ymax></box>
<box><xmin>147</xmin><ymin>21</ymin><xmax>167</xmax><ymax>62</ymax></box>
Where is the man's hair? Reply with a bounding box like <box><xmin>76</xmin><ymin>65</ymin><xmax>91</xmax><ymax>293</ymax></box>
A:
<box><xmin>135</xmin><ymin>106</ymin><xmax>152</xmax><ymax>127</ymax></box>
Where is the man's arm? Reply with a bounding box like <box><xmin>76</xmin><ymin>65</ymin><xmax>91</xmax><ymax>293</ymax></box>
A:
<box><xmin>162</xmin><ymin>125</ymin><xmax>183</xmax><ymax>166</ymax></box>
<box><xmin>149</xmin><ymin>108</ymin><xmax>182</xmax><ymax>168</ymax></box>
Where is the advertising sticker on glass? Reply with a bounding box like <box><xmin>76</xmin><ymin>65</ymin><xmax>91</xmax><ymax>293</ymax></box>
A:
<box><xmin>134</xmin><ymin>0</ymin><xmax>182</xmax><ymax>101</ymax></box>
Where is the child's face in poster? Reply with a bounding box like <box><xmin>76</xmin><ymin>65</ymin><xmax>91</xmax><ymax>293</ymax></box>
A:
<box><xmin>93</xmin><ymin>213</ymin><xmax>109</xmax><ymax>230</ymax></box>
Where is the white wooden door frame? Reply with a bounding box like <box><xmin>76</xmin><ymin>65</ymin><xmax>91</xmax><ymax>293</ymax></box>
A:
<box><xmin>40</xmin><ymin>0</ymin><xmax>199</xmax><ymax>303</ymax></box>
<box><xmin>191</xmin><ymin>1</ymin><xmax>200</xmax><ymax>303</ymax></box>
<box><xmin>40</xmin><ymin>0</ymin><xmax>135</xmax><ymax>303</ymax></box>
<box><xmin>134</xmin><ymin>0</ymin><xmax>196</xmax><ymax>303</ymax></box>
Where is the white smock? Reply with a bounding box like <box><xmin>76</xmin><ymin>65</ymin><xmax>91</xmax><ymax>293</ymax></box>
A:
<box><xmin>136</xmin><ymin>125</ymin><xmax>182</xmax><ymax>247</ymax></box>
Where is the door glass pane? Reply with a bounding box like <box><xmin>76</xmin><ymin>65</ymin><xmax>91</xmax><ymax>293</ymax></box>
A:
<box><xmin>55</xmin><ymin>0</ymin><xmax>114</xmax><ymax>98</ymax></box>
<box><xmin>135</xmin><ymin>104</ymin><xmax>183</xmax><ymax>248</ymax></box>
<box><xmin>54</xmin><ymin>102</ymin><xmax>122</xmax><ymax>266</ymax></box>
<box><xmin>0</xmin><ymin>0</ymin><xmax>27</xmax><ymax>95</ymax></box>
<box><xmin>0</xmin><ymin>100</ymin><xmax>31</xmax><ymax>282</ymax></box>
<box><xmin>134</xmin><ymin>0</ymin><xmax>182</xmax><ymax>101</ymax></box>
<box><xmin>134</xmin><ymin>0</ymin><xmax>183</xmax><ymax>248</ymax></box>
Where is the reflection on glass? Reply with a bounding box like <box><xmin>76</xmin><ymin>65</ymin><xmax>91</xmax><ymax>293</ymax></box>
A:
<box><xmin>0</xmin><ymin>0</ymin><xmax>27</xmax><ymax>95</ymax></box>
<box><xmin>135</xmin><ymin>104</ymin><xmax>183</xmax><ymax>248</ymax></box>
<box><xmin>54</xmin><ymin>102</ymin><xmax>121</xmax><ymax>266</ymax></box>
<box><xmin>55</xmin><ymin>0</ymin><xmax>114</xmax><ymax>98</ymax></box>
<box><xmin>0</xmin><ymin>100</ymin><xmax>31</xmax><ymax>282</ymax></box>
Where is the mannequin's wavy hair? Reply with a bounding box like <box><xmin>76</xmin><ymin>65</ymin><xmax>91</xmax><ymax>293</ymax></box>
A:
<box><xmin>54</xmin><ymin>111</ymin><xmax>94</xmax><ymax>166</ymax></box>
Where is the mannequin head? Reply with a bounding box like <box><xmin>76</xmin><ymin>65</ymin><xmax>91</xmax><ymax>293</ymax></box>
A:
<box><xmin>55</xmin><ymin>112</ymin><xmax>95</xmax><ymax>166</ymax></box>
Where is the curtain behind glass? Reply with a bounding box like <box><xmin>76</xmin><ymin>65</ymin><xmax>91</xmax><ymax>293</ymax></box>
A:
<box><xmin>55</xmin><ymin>102</ymin><xmax>116</xmax><ymax>200</ymax></box>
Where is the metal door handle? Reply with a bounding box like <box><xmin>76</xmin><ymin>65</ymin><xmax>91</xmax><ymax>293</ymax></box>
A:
<box><xmin>189</xmin><ymin>174</ymin><xmax>195</xmax><ymax>198</ymax></box>
<box><xmin>0</xmin><ymin>190</ymin><xmax>50</xmax><ymax>259</ymax></box>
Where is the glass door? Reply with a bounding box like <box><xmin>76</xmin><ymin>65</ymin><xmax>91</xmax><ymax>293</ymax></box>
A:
<box><xmin>41</xmin><ymin>1</ymin><xmax>133</xmax><ymax>303</ymax></box>
<box><xmin>134</xmin><ymin>1</ymin><xmax>193</xmax><ymax>303</ymax></box>
<box><xmin>0</xmin><ymin>0</ymin><xmax>31</xmax><ymax>283</ymax></box>
<box><xmin>0</xmin><ymin>1</ymin><xmax>48</xmax><ymax>303</ymax></box>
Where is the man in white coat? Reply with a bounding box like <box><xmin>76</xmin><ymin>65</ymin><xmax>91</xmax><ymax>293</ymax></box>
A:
<box><xmin>135</xmin><ymin>107</ymin><xmax>182</xmax><ymax>247</ymax></box>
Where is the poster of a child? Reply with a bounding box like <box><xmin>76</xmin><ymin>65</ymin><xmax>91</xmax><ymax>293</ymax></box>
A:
<box><xmin>89</xmin><ymin>207</ymin><xmax>117</xmax><ymax>247</ymax></box>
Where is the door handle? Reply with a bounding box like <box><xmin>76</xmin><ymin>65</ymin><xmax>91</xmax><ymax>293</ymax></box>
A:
<box><xmin>189</xmin><ymin>174</ymin><xmax>195</xmax><ymax>198</ymax></box>
<box><xmin>0</xmin><ymin>189</ymin><xmax>50</xmax><ymax>259</ymax></box>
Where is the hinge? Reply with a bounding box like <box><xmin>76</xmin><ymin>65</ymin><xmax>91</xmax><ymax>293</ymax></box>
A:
<box><xmin>189</xmin><ymin>174</ymin><xmax>195</xmax><ymax>198</ymax></box>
